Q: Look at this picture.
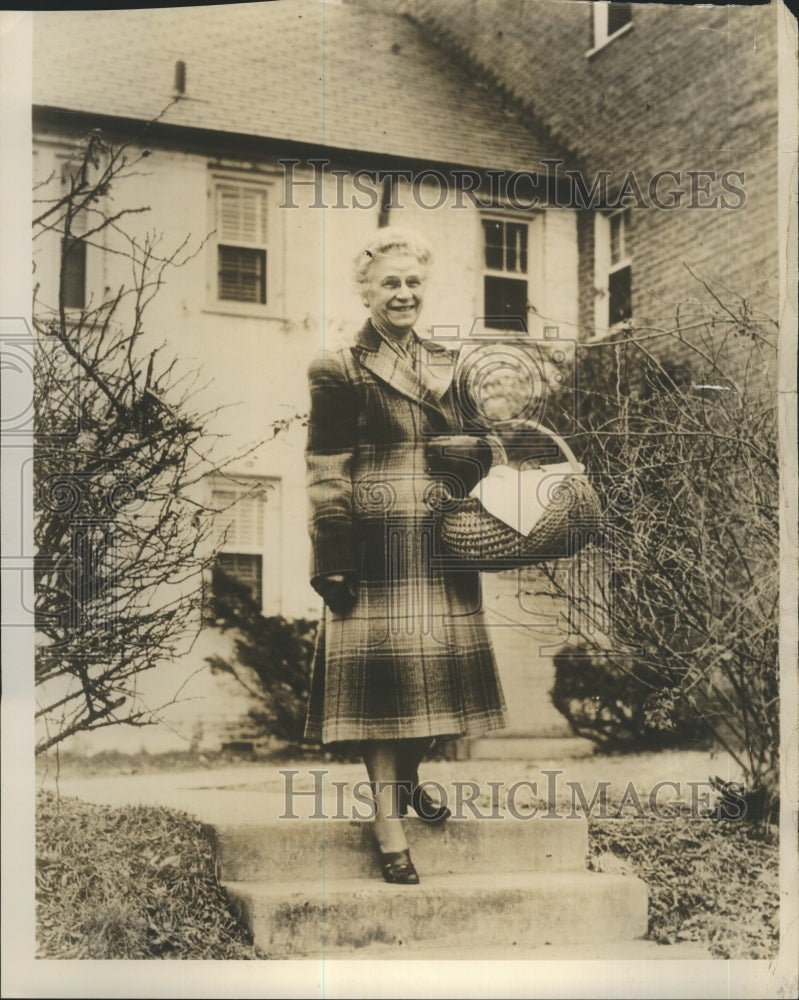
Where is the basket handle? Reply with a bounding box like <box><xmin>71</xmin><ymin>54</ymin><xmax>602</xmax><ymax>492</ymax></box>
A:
<box><xmin>493</xmin><ymin>420</ymin><xmax>584</xmax><ymax>474</ymax></box>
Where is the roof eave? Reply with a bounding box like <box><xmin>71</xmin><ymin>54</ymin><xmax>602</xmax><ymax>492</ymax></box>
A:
<box><xmin>32</xmin><ymin>104</ymin><xmax>578</xmax><ymax>197</ymax></box>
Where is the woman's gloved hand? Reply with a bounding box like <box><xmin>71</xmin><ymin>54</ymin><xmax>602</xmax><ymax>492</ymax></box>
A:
<box><xmin>313</xmin><ymin>572</ymin><xmax>357</xmax><ymax>615</ymax></box>
<box><xmin>425</xmin><ymin>434</ymin><xmax>493</xmax><ymax>497</ymax></box>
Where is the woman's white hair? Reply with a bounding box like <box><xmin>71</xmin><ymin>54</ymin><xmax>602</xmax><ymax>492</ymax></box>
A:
<box><xmin>353</xmin><ymin>227</ymin><xmax>434</xmax><ymax>287</ymax></box>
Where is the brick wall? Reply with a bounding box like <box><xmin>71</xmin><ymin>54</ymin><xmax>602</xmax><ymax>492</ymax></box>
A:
<box><xmin>383</xmin><ymin>0</ymin><xmax>780</xmax><ymax>346</ymax></box>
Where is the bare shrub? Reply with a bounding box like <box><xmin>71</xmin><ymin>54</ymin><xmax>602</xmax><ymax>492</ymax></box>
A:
<box><xmin>32</xmin><ymin>124</ymin><xmax>270</xmax><ymax>751</ymax></box>
<box><xmin>536</xmin><ymin>283</ymin><xmax>779</xmax><ymax>822</ymax></box>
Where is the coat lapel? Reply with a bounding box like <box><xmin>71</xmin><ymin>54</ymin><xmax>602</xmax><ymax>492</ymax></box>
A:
<box><xmin>418</xmin><ymin>338</ymin><xmax>458</xmax><ymax>400</ymax></box>
<box><xmin>352</xmin><ymin>321</ymin><xmax>457</xmax><ymax>419</ymax></box>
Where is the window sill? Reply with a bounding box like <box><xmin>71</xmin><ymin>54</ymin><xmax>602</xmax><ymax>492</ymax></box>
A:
<box><xmin>202</xmin><ymin>301</ymin><xmax>288</xmax><ymax>322</ymax></box>
<box><xmin>39</xmin><ymin>307</ymin><xmax>118</xmax><ymax>333</ymax></box>
<box><xmin>479</xmin><ymin>322</ymin><xmax>531</xmax><ymax>337</ymax></box>
<box><xmin>609</xmin><ymin>256</ymin><xmax>632</xmax><ymax>273</ymax></box>
<box><xmin>585</xmin><ymin>320</ymin><xmax>634</xmax><ymax>344</ymax></box>
<box><xmin>585</xmin><ymin>22</ymin><xmax>634</xmax><ymax>59</ymax></box>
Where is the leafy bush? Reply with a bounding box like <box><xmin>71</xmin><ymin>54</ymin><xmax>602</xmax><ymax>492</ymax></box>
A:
<box><xmin>205</xmin><ymin>565</ymin><xmax>319</xmax><ymax>745</ymax></box>
<box><xmin>550</xmin><ymin>643</ymin><xmax>707</xmax><ymax>752</ymax></box>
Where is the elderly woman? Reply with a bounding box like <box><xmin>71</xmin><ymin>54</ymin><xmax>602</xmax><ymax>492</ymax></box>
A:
<box><xmin>304</xmin><ymin>228</ymin><xmax>507</xmax><ymax>884</ymax></box>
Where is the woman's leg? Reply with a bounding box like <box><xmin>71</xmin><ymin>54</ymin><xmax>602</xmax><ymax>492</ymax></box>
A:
<box><xmin>362</xmin><ymin>737</ymin><xmax>448</xmax><ymax>849</ymax></box>
<box><xmin>397</xmin><ymin>737</ymin><xmax>451</xmax><ymax>821</ymax></box>
<box><xmin>361</xmin><ymin>740</ymin><xmax>407</xmax><ymax>854</ymax></box>
<box><xmin>397</xmin><ymin>737</ymin><xmax>434</xmax><ymax>787</ymax></box>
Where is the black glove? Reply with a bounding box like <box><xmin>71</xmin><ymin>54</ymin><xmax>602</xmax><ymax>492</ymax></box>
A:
<box><xmin>425</xmin><ymin>435</ymin><xmax>493</xmax><ymax>497</ymax></box>
<box><xmin>313</xmin><ymin>572</ymin><xmax>357</xmax><ymax>615</ymax></box>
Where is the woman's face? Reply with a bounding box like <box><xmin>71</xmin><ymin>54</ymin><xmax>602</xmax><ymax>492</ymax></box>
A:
<box><xmin>362</xmin><ymin>253</ymin><xmax>428</xmax><ymax>338</ymax></box>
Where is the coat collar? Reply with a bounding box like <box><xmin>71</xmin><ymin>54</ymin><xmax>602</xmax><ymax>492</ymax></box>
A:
<box><xmin>351</xmin><ymin>320</ymin><xmax>457</xmax><ymax>410</ymax></box>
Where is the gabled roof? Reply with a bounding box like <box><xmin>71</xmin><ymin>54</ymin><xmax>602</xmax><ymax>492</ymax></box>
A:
<box><xmin>33</xmin><ymin>0</ymin><xmax>566</xmax><ymax>172</ymax></box>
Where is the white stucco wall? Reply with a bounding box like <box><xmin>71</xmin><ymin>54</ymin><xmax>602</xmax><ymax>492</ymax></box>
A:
<box><xmin>33</xmin><ymin>126</ymin><xmax>580</xmax><ymax>752</ymax></box>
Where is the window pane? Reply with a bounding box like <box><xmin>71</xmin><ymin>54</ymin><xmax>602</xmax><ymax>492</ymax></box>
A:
<box><xmin>218</xmin><ymin>186</ymin><xmax>241</xmax><ymax>241</ymax></box>
<box><xmin>234</xmin><ymin>493</ymin><xmax>265</xmax><ymax>546</ymax></box>
<box><xmin>484</xmin><ymin>275</ymin><xmax>528</xmax><ymax>330</ymax></box>
<box><xmin>215</xmin><ymin>552</ymin><xmax>262</xmax><ymax>605</ymax></box>
<box><xmin>218</xmin><ymin>245</ymin><xmax>266</xmax><ymax>303</ymax></box>
<box><xmin>217</xmin><ymin>184</ymin><xmax>268</xmax><ymax>244</ymax></box>
<box><xmin>505</xmin><ymin>223</ymin><xmax>528</xmax><ymax>274</ymax></box>
<box><xmin>211</xmin><ymin>486</ymin><xmax>266</xmax><ymax>546</ymax></box>
<box><xmin>483</xmin><ymin>220</ymin><xmax>528</xmax><ymax>273</ymax></box>
<box><xmin>61</xmin><ymin>236</ymin><xmax>86</xmax><ymax>310</ymax></box>
<box><xmin>609</xmin><ymin>264</ymin><xmax>632</xmax><ymax>325</ymax></box>
<box><xmin>608</xmin><ymin>2</ymin><xmax>632</xmax><ymax>37</ymax></box>
<box><xmin>482</xmin><ymin>219</ymin><xmax>504</xmax><ymax>269</ymax></box>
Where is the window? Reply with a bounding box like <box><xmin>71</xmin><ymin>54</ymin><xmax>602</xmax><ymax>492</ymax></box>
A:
<box><xmin>211</xmin><ymin>177</ymin><xmax>273</xmax><ymax>307</ymax></box>
<box><xmin>608</xmin><ymin>210</ymin><xmax>632</xmax><ymax>326</ymax></box>
<box><xmin>210</xmin><ymin>476</ymin><xmax>280</xmax><ymax>611</ymax></box>
<box><xmin>59</xmin><ymin>159</ymin><xmax>88</xmax><ymax>310</ymax></box>
<box><xmin>482</xmin><ymin>218</ymin><xmax>529</xmax><ymax>331</ymax></box>
<box><xmin>594</xmin><ymin>209</ymin><xmax>632</xmax><ymax>335</ymax></box>
<box><xmin>590</xmin><ymin>2</ymin><xmax>633</xmax><ymax>53</ymax></box>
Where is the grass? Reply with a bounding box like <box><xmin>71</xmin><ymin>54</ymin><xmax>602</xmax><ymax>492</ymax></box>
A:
<box><xmin>589</xmin><ymin>814</ymin><xmax>779</xmax><ymax>959</ymax></box>
<box><xmin>36</xmin><ymin>790</ymin><xmax>264</xmax><ymax>959</ymax></box>
<box><xmin>35</xmin><ymin>743</ymin><xmax>362</xmax><ymax>781</ymax></box>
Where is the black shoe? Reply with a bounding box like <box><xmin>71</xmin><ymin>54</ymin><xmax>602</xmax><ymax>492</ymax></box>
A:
<box><xmin>411</xmin><ymin>784</ymin><xmax>451</xmax><ymax>825</ymax></box>
<box><xmin>397</xmin><ymin>776</ymin><xmax>451</xmax><ymax>824</ymax></box>
<box><xmin>380</xmin><ymin>848</ymin><xmax>420</xmax><ymax>885</ymax></box>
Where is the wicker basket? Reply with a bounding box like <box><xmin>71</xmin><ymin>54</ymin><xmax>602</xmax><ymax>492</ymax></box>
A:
<box><xmin>438</xmin><ymin>423</ymin><xmax>601</xmax><ymax>571</ymax></box>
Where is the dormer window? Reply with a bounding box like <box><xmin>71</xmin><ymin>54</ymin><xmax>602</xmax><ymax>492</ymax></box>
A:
<box><xmin>588</xmin><ymin>2</ymin><xmax>633</xmax><ymax>55</ymax></box>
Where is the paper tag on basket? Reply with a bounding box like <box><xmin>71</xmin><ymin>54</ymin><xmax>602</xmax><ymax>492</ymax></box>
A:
<box><xmin>469</xmin><ymin>462</ymin><xmax>583</xmax><ymax>536</ymax></box>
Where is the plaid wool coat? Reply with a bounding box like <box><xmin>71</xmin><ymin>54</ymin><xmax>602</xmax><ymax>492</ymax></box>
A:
<box><xmin>303</xmin><ymin>320</ymin><xmax>508</xmax><ymax>744</ymax></box>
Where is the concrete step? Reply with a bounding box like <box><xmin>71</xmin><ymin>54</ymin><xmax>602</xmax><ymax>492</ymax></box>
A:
<box><xmin>213</xmin><ymin>816</ymin><xmax>589</xmax><ymax>882</ymax></box>
<box><xmin>306</xmin><ymin>938</ymin><xmax>713</xmax><ymax>960</ymax></box>
<box><xmin>224</xmin><ymin>870</ymin><xmax>649</xmax><ymax>958</ymax></box>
